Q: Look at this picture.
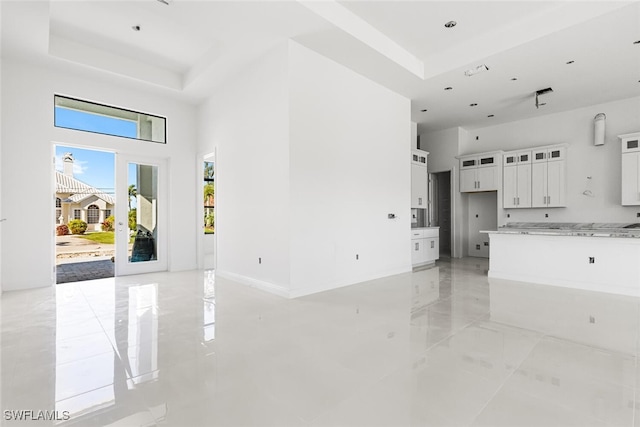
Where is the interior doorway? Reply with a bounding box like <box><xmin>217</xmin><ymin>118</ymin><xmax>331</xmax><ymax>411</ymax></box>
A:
<box><xmin>54</xmin><ymin>145</ymin><xmax>116</xmax><ymax>283</ymax></box>
<box><xmin>429</xmin><ymin>171</ymin><xmax>452</xmax><ymax>257</ymax></box>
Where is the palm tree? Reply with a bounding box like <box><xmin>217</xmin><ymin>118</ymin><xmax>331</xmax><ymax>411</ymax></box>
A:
<box><xmin>204</xmin><ymin>183</ymin><xmax>215</xmax><ymax>206</ymax></box>
<box><xmin>128</xmin><ymin>184</ymin><xmax>137</xmax><ymax>210</ymax></box>
<box><xmin>204</xmin><ymin>162</ymin><xmax>214</xmax><ymax>180</ymax></box>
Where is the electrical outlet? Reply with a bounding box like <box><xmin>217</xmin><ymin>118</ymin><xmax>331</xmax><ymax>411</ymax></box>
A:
<box><xmin>356</xmin><ymin>254</ymin><xmax>359</xmax><ymax>260</ymax></box>
<box><xmin>589</xmin><ymin>257</ymin><xmax>595</xmax><ymax>264</ymax></box>
<box><xmin>476</xmin><ymin>244</ymin><xmax>481</xmax><ymax>250</ymax></box>
<box><xmin>637</xmin><ymin>212</ymin><xmax>640</xmax><ymax>218</ymax></box>
<box><xmin>589</xmin><ymin>316</ymin><xmax>596</xmax><ymax>324</ymax></box>
<box><xmin>258</xmin><ymin>257</ymin><xmax>262</xmax><ymax>264</ymax></box>
<box><xmin>545</xmin><ymin>213</ymin><xmax>549</xmax><ymax>218</ymax></box>
<box><xmin>507</xmin><ymin>213</ymin><xmax>511</xmax><ymax>218</ymax></box>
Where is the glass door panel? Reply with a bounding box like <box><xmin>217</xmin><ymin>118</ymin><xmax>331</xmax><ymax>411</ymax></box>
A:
<box><xmin>115</xmin><ymin>155</ymin><xmax>167</xmax><ymax>275</ymax></box>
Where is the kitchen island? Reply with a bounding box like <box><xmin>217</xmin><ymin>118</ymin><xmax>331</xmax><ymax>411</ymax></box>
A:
<box><xmin>483</xmin><ymin>223</ymin><xmax>640</xmax><ymax>297</ymax></box>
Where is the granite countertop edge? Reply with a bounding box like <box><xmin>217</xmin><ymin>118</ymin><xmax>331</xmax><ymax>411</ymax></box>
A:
<box><xmin>481</xmin><ymin>225</ymin><xmax>640</xmax><ymax>239</ymax></box>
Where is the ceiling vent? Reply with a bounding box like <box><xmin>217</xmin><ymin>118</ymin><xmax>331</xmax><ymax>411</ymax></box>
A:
<box><xmin>464</xmin><ymin>64</ymin><xmax>489</xmax><ymax>77</ymax></box>
<box><xmin>535</xmin><ymin>87</ymin><xmax>553</xmax><ymax>109</ymax></box>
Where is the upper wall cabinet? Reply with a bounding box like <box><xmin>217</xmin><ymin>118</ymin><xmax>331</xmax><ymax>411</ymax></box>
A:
<box><xmin>458</xmin><ymin>152</ymin><xmax>501</xmax><ymax>193</ymax></box>
<box><xmin>503</xmin><ymin>151</ymin><xmax>532</xmax><ymax>208</ymax></box>
<box><xmin>411</xmin><ymin>150</ymin><xmax>428</xmax><ymax>208</ymax></box>
<box><xmin>531</xmin><ymin>145</ymin><xmax>566</xmax><ymax>208</ymax></box>
<box><xmin>620</xmin><ymin>132</ymin><xmax>640</xmax><ymax>206</ymax></box>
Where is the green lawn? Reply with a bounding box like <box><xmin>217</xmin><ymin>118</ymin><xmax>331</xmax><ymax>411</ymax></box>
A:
<box><xmin>76</xmin><ymin>231</ymin><xmax>115</xmax><ymax>244</ymax></box>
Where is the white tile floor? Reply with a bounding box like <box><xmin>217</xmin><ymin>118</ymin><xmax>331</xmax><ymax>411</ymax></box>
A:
<box><xmin>1</xmin><ymin>257</ymin><xmax>639</xmax><ymax>426</ymax></box>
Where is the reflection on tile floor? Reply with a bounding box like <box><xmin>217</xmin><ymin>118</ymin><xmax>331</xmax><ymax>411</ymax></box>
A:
<box><xmin>1</xmin><ymin>258</ymin><xmax>639</xmax><ymax>426</ymax></box>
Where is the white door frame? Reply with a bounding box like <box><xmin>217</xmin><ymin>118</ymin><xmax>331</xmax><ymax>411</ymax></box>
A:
<box><xmin>115</xmin><ymin>153</ymin><xmax>168</xmax><ymax>276</ymax></box>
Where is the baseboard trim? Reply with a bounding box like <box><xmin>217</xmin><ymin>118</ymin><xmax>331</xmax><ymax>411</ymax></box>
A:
<box><xmin>289</xmin><ymin>264</ymin><xmax>413</xmax><ymax>298</ymax></box>
<box><xmin>216</xmin><ymin>270</ymin><xmax>291</xmax><ymax>298</ymax></box>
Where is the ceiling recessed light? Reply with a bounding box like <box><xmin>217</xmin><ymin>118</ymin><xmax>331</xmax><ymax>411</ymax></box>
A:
<box><xmin>488</xmin><ymin>114</ymin><xmax>495</xmax><ymax>118</ymax></box>
<box><xmin>132</xmin><ymin>25</ymin><xmax>141</xmax><ymax>31</ymax></box>
<box><xmin>444</xmin><ymin>21</ymin><xmax>457</xmax><ymax>28</ymax></box>
<box><xmin>444</xmin><ymin>87</ymin><xmax>453</xmax><ymax>91</ymax></box>
<box><xmin>470</xmin><ymin>103</ymin><xmax>478</xmax><ymax>107</ymax></box>
<box><xmin>566</xmin><ymin>60</ymin><xmax>575</xmax><ymax>64</ymax></box>
<box><xmin>420</xmin><ymin>109</ymin><xmax>428</xmax><ymax>112</ymax></box>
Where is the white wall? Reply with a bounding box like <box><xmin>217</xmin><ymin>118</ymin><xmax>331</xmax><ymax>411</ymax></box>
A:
<box><xmin>288</xmin><ymin>41</ymin><xmax>412</xmax><ymax>297</ymax></box>
<box><xmin>467</xmin><ymin>192</ymin><xmax>497</xmax><ymax>258</ymax></box>
<box><xmin>198</xmin><ymin>43</ymin><xmax>292</xmax><ymax>296</ymax></box>
<box><xmin>461</xmin><ymin>96</ymin><xmax>640</xmax><ymax>224</ymax></box>
<box><xmin>197</xmin><ymin>41</ymin><xmax>412</xmax><ymax>298</ymax></box>
<box><xmin>1</xmin><ymin>58</ymin><xmax>198</xmax><ymax>291</ymax></box>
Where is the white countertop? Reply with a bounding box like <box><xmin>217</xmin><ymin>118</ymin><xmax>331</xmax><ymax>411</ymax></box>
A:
<box><xmin>482</xmin><ymin>222</ymin><xmax>640</xmax><ymax>238</ymax></box>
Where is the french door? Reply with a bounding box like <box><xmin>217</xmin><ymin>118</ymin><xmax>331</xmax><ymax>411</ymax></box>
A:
<box><xmin>115</xmin><ymin>154</ymin><xmax>168</xmax><ymax>276</ymax></box>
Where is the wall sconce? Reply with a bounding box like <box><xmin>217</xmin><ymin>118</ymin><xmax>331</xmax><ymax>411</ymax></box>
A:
<box><xmin>594</xmin><ymin>113</ymin><xmax>606</xmax><ymax>146</ymax></box>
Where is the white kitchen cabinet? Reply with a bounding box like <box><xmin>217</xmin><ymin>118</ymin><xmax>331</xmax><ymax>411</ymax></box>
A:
<box><xmin>411</xmin><ymin>150</ymin><xmax>428</xmax><ymax>209</ymax></box>
<box><xmin>620</xmin><ymin>133</ymin><xmax>640</xmax><ymax>206</ymax></box>
<box><xmin>411</xmin><ymin>163</ymin><xmax>428</xmax><ymax>208</ymax></box>
<box><xmin>411</xmin><ymin>227</ymin><xmax>439</xmax><ymax>267</ymax></box>
<box><xmin>458</xmin><ymin>152</ymin><xmax>501</xmax><ymax>192</ymax></box>
<box><xmin>411</xmin><ymin>238</ymin><xmax>426</xmax><ymax>265</ymax></box>
<box><xmin>531</xmin><ymin>145</ymin><xmax>566</xmax><ymax>208</ymax></box>
<box><xmin>412</xmin><ymin>150</ymin><xmax>427</xmax><ymax>165</ymax></box>
<box><xmin>503</xmin><ymin>151</ymin><xmax>532</xmax><ymax>208</ymax></box>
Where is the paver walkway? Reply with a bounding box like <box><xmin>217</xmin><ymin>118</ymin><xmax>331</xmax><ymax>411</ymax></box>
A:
<box><xmin>56</xmin><ymin>234</ymin><xmax>119</xmax><ymax>283</ymax></box>
<box><xmin>56</xmin><ymin>259</ymin><xmax>114</xmax><ymax>283</ymax></box>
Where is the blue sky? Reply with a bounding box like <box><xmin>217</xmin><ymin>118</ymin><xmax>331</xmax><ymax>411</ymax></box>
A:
<box><xmin>55</xmin><ymin>107</ymin><xmax>137</xmax><ymax>139</ymax></box>
<box><xmin>55</xmin><ymin>107</ymin><xmax>139</xmax><ymax>195</ymax></box>
<box><xmin>55</xmin><ymin>145</ymin><xmax>116</xmax><ymax>195</ymax></box>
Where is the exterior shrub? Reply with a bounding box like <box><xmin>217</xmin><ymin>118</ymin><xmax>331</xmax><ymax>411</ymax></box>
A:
<box><xmin>102</xmin><ymin>215</ymin><xmax>115</xmax><ymax>232</ymax></box>
<box><xmin>68</xmin><ymin>219</ymin><xmax>88</xmax><ymax>235</ymax></box>
<box><xmin>56</xmin><ymin>224</ymin><xmax>69</xmax><ymax>236</ymax></box>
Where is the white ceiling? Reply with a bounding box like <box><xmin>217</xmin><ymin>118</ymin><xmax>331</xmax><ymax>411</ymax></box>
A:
<box><xmin>2</xmin><ymin>0</ymin><xmax>639</xmax><ymax>133</ymax></box>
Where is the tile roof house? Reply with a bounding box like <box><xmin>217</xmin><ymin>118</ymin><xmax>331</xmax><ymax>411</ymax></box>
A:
<box><xmin>55</xmin><ymin>153</ymin><xmax>114</xmax><ymax>232</ymax></box>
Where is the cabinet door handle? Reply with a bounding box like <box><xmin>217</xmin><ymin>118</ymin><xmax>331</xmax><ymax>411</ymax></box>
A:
<box><xmin>548</xmin><ymin>196</ymin><xmax>551</xmax><ymax>205</ymax></box>
<box><xmin>517</xmin><ymin>197</ymin><xmax>519</xmax><ymax>205</ymax></box>
<box><xmin>513</xmin><ymin>197</ymin><xmax>516</xmax><ymax>205</ymax></box>
<box><xmin>418</xmin><ymin>197</ymin><xmax>422</xmax><ymax>205</ymax></box>
<box><xmin>431</xmin><ymin>241</ymin><xmax>435</xmax><ymax>248</ymax></box>
<box><xmin>415</xmin><ymin>242</ymin><xmax>419</xmax><ymax>250</ymax></box>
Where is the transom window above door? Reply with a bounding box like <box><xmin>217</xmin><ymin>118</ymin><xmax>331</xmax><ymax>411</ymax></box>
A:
<box><xmin>54</xmin><ymin>95</ymin><xmax>166</xmax><ymax>144</ymax></box>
